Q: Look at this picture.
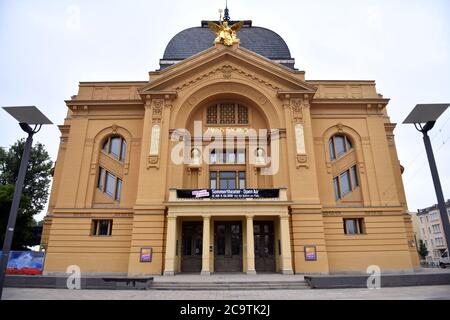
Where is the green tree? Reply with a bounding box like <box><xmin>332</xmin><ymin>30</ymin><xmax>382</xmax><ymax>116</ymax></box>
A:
<box><xmin>0</xmin><ymin>139</ymin><xmax>53</xmax><ymax>249</ymax></box>
<box><xmin>418</xmin><ymin>239</ymin><xmax>429</xmax><ymax>259</ymax></box>
<box><xmin>0</xmin><ymin>184</ymin><xmax>34</xmax><ymax>249</ymax></box>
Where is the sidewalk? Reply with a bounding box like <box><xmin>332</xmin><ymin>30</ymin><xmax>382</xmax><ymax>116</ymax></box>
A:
<box><xmin>3</xmin><ymin>285</ymin><xmax>450</xmax><ymax>300</ymax></box>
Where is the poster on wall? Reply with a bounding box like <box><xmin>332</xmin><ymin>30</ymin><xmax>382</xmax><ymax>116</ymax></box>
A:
<box><xmin>140</xmin><ymin>247</ymin><xmax>152</xmax><ymax>262</ymax></box>
<box><xmin>0</xmin><ymin>251</ymin><xmax>45</xmax><ymax>275</ymax></box>
<box><xmin>304</xmin><ymin>246</ymin><xmax>317</xmax><ymax>261</ymax></box>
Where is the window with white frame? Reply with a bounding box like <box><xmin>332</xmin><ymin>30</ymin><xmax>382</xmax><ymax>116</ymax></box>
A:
<box><xmin>432</xmin><ymin>224</ymin><xmax>441</xmax><ymax>234</ymax></box>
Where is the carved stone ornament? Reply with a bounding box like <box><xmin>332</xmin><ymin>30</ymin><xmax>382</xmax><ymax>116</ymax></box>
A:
<box><xmin>90</xmin><ymin>163</ymin><xmax>97</xmax><ymax>175</ymax></box>
<box><xmin>296</xmin><ymin>154</ymin><xmax>308</xmax><ymax>168</ymax></box>
<box><xmin>326</xmin><ymin>161</ymin><xmax>332</xmax><ymax>174</ymax></box>
<box><xmin>164</xmin><ymin>94</ymin><xmax>173</xmax><ymax>109</ymax></box>
<box><xmin>221</xmin><ymin>65</ymin><xmax>233</xmax><ymax>79</ymax></box>
<box><xmin>147</xmin><ymin>155</ymin><xmax>159</xmax><ymax>169</ymax></box>
<box><xmin>292</xmin><ymin>99</ymin><xmax>302</xmax><ymax>113</ymax></box>
<box><xmin>152</xmin><ymin>99</ymin><xmax>163</xmax><ymax>118</ymax></box>
<box><xmin>358</xmin><ymin>162</ymin><xmax>365</xmax><ymax>174</ymax></box>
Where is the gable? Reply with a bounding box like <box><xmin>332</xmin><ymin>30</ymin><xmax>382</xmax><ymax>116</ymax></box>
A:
<box><xmin>139</xmin><ymin>45</ymin><xmax>316</xmax><ymax>95</ymax></box>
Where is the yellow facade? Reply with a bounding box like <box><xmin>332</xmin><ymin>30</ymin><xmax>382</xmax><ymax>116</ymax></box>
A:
<box><xmin>41</xmin><ymin>30</ymin><xmax>419</xmax><ymax>275</ymax></box>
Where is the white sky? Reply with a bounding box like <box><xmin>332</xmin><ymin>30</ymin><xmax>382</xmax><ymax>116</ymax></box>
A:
<box><xmin>1</xmin><ymin>0</ymin><xmax>449</xmax><ymax>221</ymax></box>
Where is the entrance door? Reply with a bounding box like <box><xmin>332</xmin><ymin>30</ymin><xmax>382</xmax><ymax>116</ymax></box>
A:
<box><xmin>254</xmin><ymin>221</ymin><xmax>276</xmax><ymax>272</ymax></box>
<box><xmin>214</xmin><ymin>221</ymin><xmax>243</xmax><ymax>272</ymax></box>
<box><xmin>181</xmin><ymin>221</ymin><xmax>203</xmax><ymax>273</ymax></box>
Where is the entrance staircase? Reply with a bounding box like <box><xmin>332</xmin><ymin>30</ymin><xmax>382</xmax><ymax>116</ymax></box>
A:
<box><xmin>149</xmin><ymin>276</ymin><xmax>309</xmax><ymax>290</ymax></box>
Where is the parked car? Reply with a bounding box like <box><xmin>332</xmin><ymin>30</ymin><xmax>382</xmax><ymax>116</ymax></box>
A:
<box><xmin>439</xmin><ymin>250</ymin><xmax>450</xmax><ymax>268</ymax></box>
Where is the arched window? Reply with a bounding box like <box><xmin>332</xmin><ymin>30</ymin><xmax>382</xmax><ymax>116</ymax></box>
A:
<box><xmin>206</xmin><ymin>103</ymin><xmax>248</xmax><ymax>124</ymax></box>
<box><xmin>102</xmin><ymin>135</ymin><xmax>127</xmax><ymax>161</ymax></box>
<box><xmin>328</xmin><ymin>134</ymin><xmax>353</xmax><ymax>161</ymax></box>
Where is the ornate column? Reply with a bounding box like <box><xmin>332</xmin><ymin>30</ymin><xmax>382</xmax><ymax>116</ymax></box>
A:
<box><xmin>201</xmin><ymin>215</ymin><xmax>211</xmax><ymax>275</ymax></box>
<box><xmin>163</xmin><ymin>215</ymin><xmax>177</xmax><ymax>275</ymax></box>
<box><xmin>246</xmin><ymin>215</ymin><xmax>256</xmax><ymax>274</ymax></box>
<box><xmin>279</xmin><ymin>215</ymin><xmax>294</xmax><ymax>274</ymax></box>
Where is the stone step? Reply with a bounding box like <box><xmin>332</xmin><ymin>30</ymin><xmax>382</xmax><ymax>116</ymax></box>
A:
<box><xmin>149</xmin><ymin>281</ymin><xmax>310</xmax><ymax>290</ymax></box>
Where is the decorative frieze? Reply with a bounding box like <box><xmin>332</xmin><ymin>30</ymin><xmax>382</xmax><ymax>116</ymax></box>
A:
<box><xmin>174</xmin><ymin>64</ymin><xmax>280</xmax><ymax>91</ymax></box>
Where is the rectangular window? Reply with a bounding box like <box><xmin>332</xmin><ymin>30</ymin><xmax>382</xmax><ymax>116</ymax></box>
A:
<box><xmin>226</xmin><ymin>150</ymin><xmax>236</xmax><ymax>164</ymax></box>
<box><xmin>120</xmin><ymin>140</ymin><xmax>126</xmax><ymax>161</ymax></box>
<box><xmin>105</xmin><ymin>172</ymin><xmax>115</xmax><ymax>197</ymax></box>
<box><xmin>91</xmin><ymin>219</ymin><xmax>113</xmax><ymax>236</ymax></box>
<box><xmin>110</xmin><ymin>137</ymin><xmax>121</xmax><ymax>159</ymax></box>
<box><xmin>219</xmin><ymin>171</ymin><xmax>236</xmax><ymax>189</ymax></box>
<box><xmin>351</xmin><ymin>165</ymin><xmax>359</xmax><ymax>188</ymax></box>
<box><xmin>343</xmin><ymin>218</ymin><xmax>365</xmax><ymax>235</ymax></box>
<box><xmin>432</xmin><ymin>224</ymin><xmax>441</xmax><ymax>234</ymax></box>
<box><xmin>237</xmin><ymin>149</ymin><xmax>246</xmax><ymax>164</ymax></box>
<box><xmin>97</xmin><ymin>167</ymin><xmax>105</xmax><ymax>191</ymax></box>
<box><xmin>334</xmin><ymin>136</ymin><xmax>346</xmax><ymax>157</ymax></box>
<box><xmin>210</xmin><ymin>150</ymin><xmax>217</xmax><ymax>164</ymax></box>
<box><xmin>329</xmin><ymin>139</ymin><xmax>336</xmax><ymax>160</ymax></box>
<box><xmin>210</xmin><ymin>171</ymin><xmax>217</xmax><ymax>189</ymax></box>
<box><xmin>238</xmin><ymin>171</ymin><xmax>246</xmax><ymax>189</ymax></box>
<box><xmin>115</xmin><ymin>179</ymin><xmax>122</xmax><ymax>201</ymax></box>
<box><xmin>340</xmin><ymin>170</ymin><xmax>351</xmax><ymax>196</ymax></box>
<box><xmin>333</xmin><ymin>177</ymin><xmax>341</xmax><ymax>200</ymax></box>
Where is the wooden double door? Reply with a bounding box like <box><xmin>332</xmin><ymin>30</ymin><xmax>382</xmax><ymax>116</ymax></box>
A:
<box><xmin>214</xmin><ymin>221</ymin><xmax>243</xmax><ymax>272</ymax></box>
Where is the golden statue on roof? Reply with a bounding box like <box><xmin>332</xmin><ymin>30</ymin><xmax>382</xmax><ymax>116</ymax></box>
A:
<box><xmin>208</xmin><ymin>6</ymin><xmax>244</xmax><ymax>46</ymax></box>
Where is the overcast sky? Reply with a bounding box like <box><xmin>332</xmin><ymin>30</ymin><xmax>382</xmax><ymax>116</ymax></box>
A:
<box><xmin>1</xmin><ymin>0</ymin><xmax>449</xmax><ymax>221</ymax></box>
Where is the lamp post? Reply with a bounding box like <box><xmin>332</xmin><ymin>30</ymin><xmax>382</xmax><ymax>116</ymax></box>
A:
<box><xmin>0</xmin><ymin>106</ymin><xmax>52</xmax><ymax>299</ymax></box>
<box><xmin>403</xmin><ymin>103</ymin><xmax>450</xmax><ymax>258</ymax></box>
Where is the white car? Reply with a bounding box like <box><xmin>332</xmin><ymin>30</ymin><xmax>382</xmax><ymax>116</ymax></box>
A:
<box><xmin>439</xmin><ymin>250</ymin><xmax>450</xmax><ymax>268</ymax></box>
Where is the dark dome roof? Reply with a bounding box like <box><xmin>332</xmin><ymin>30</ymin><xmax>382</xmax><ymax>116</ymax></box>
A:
<box><xmin>160</xmin><ymin>21</ymin><xmax>295</xmax><ymax>69</ymax></box>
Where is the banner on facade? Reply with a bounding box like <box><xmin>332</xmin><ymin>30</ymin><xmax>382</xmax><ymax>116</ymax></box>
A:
<box><xmin>0</xmin><ymin>250</ymin><xmax>45</xmax><ymax>275</ymax></box>
<box><xmin>176</xmin><ymin>189</ymin><xmax>279</xmax><ymax>199</ymax></box>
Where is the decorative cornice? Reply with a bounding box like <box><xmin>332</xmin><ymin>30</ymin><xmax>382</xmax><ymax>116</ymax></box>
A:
<box><xmin>312</xmin><ymin>98</ymin><xmax>390</xmax><ymax>105</ymax></box>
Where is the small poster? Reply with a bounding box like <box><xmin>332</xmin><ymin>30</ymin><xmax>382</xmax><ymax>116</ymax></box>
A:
<box><xmin>304</xmin><ymin>246</ymin><xmax>317</xmax><ymax>261</ymax></box>
<box><xmin>140</xmin><ymin>247</ymin><xmax>152</xmax><ymax>262</ymax></box>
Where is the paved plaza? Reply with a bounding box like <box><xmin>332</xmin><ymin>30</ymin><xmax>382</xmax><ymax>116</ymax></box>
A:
<box><xmin>3</xmin><ymin>285</ymin><xmax>450</xmax><ymax>300</ymax></box>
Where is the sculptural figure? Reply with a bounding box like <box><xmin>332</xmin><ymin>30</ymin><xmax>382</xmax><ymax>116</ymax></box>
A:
<box><xmin>207</xmin><ymin>20</ymin><xmax>244</xmax><ymax>46</ymax></box>
<box><xmin>255</xmin><ymin>148</ymin><xmax>266</xmax><ymax>165</ymax></box>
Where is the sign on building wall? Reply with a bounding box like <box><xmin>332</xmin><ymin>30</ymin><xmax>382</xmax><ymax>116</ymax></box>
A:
<box><xmin>304</xmin><ymin>246</ymin><xmax>317</xmax><ymax>261</ymax></box>
<box><xmin>0</xmin><ymin>251</ymin><xmax>45</xmax><ymax>275</ymax></box>
<box><xmin>177</xmin><ymin>189</ymin><xmax>280</xmax><ymax>199</ymax></box>
<box><xmin>140</xmin><ymin>247</ymin><xmax>153</xmax><ymax>262</ymax></box>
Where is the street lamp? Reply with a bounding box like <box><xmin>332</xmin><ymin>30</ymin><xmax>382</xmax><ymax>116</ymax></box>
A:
<box><xmin>0</xmin><ymin>106</ymin><xmax>52</xmax><ymax>299</ymax></box>
<box><xmin>403</xmin><ymin>103</ymin><xmax>450</xmax><ymax>258</ymax></box>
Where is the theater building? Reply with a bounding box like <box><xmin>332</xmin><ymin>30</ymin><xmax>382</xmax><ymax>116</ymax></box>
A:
<box><xmin>41</xmin><ymin>16</ymin><xmax>419</xmax><ymax>275</ymax></box>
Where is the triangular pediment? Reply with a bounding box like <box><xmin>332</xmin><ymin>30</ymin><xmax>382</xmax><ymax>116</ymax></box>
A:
<box><xmin>139</xmin><ymin>45</ymin><xmax>316</xmax><ymax>95</ymax></box>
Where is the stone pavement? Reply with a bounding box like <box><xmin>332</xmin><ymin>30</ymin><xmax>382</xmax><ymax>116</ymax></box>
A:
<box><xmin>3</xmin><ymin>285</ymin><xmax>450</xmax><ymax>300</ymax></box>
